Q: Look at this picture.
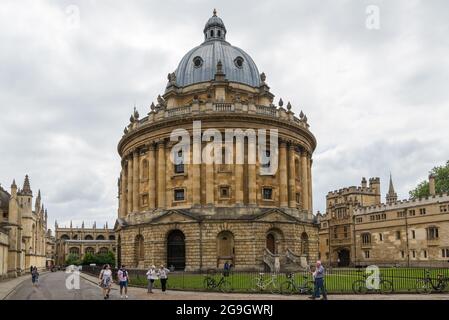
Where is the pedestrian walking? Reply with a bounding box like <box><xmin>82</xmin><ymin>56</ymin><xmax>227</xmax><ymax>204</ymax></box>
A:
<box><xmin>309</xmin><ymin>260</ymin><xmax>327</xmax><ymax>300</ymax></box>
<box><xmin>223</xmin><ymin>261</ymin><xmax>230</xmax><ymax>277</ymax></box>
<box><xmin>146</xmin><ymin>265</ymin><xmax>158</xmax><ymax>293</ymax></box>
<box><xmin>99</xmin><ymin>264</ymin><xmax>113</xmax><ymax>299</ymax></box>
<box><xmin>117</xmin><ymin>265</ymin><xmax>130</xmax><ymax>299</ymax></box>
<box><xmin>158</xmin><ymin>264</ymin><xmax>170</xmax><ymax>293</ymax></box>
<box><xmin>31</xmin><ymin>267</ymin><xmax>39</xmax><ymax>287</ymax></box>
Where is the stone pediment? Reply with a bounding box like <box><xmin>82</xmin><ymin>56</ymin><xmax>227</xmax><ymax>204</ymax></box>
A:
<box><xmin>150</xmin><ymin>210</ymin><xmax>199</xmax><ymax>224</ymax></box>
<box><xmin>254</xmin><ymin>209</ymin><xmax>298</xmax><ymax>223</ymax></box>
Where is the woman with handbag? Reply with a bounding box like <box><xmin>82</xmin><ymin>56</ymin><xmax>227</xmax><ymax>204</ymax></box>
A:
<box><xmin>99</xmin><ymin>264</ymin><xmax>113</xmax><ymax>299</ymax></box>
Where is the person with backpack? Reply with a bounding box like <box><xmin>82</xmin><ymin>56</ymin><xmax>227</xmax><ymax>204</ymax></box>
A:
<box><xmin>99</xmin><ymin>264</ymin><xmax>113</xmax><ymax>299</ymax></box>
<box><xmin>117</xmin><ymin>265</ymin><xmax>130</xmax><ymax>299</ymax></box>
<box><xmin>158</xmin><ymin>264</ymin><xmax>170</xmax><ymax>293</ymax></box>
<box><xmin>146</xmin><ymin>265</ymin><xmax>158</xmax><ymax>294</ymax></box>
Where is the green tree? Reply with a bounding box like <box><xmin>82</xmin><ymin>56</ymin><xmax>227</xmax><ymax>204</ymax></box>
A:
<box><xmin>82</xmin><ymin>252</ymin><xmax>96</xmax><ymax>265</ymax></box>
<box><xmin>65</xmin><ymin>253</ymin><xmax>81</xmax><ymax>266</ymax></box>
<box><xmin>409</xmin><ymin>160</ymin><xmax>449</xmax><ymax>198</ymax></box>
<box><xmin>95</xmin><ymin>251</ymin><xmax>115</xmax><ymax>266</ymax></box>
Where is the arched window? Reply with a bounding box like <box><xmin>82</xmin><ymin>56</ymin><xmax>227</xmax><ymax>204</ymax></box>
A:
<box><xmin>61</xmin><ymin>234</ymin><xmax>69</xmax><ymax>240</ymax></box>
<box><xmin>301</xmin><ymin>232</ymin><xmax>309</xmax><ymax>256</ymax></box>
<box><xmin>72</xmin><ymin>234</ymin><xmax>78</xmax><ymax>240</ymax></box>
<box><xmin>98</xmin><ymin>247</ymin><xmax>109</xmax><ymax>255</ymax></box>
<box><xmin>96</xmin><ymin>235</ymin><xmax>105</xmax><ymax>240</ymax></box>
<box><xmin>109</xmin><ymin>235</ymin><xmax>116</xmax><ymax>240</ymax></box>
<box><xmin>85</xmin><ymin>247</ymin><xmax>95</xmax><ymax>255</ymax></box>
<box><xmin>210</xmin><ymin>30</ymin><xmax>214</xmax><ymax>37</ymax></box>
<box><xmin>69</xmin><ymin>247</ymin><xmax>80</xmax><ymax>256</ymax></box>
<box><xmin>84</xmin><ymin>235</ymin><xmax>93</xmax><ymax>240</ymax></box>
<box><xmin>135</xmin><ymin>234</ymin><xmax>144</xmax><ymax>263</ymax></box>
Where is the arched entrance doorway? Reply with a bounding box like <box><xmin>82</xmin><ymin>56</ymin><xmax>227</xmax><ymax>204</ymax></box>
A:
<box><xmin>266</xmin><ymin>234</ymin><xmax>276</xmax><ymax>254</ymax></box>
<box><xmin>167</xmin><ymin>230</ymin><xmax>185</xmax><ymax>270</ymax></box>
<box><xmin>338</xmin><ymin>249</ymin><xmax>350</xmax><ymax>267</ymax></box>
<box><xmin>216</xmin><ymin>231</ymin><xmax>235</xmax><ymax>268</ymax></box>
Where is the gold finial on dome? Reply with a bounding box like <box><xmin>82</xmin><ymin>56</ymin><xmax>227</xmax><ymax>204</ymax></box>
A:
<box><xmin>213</xmin><ymin>8</ymin><xmax>217</xmax><ymax>16</ymax></box>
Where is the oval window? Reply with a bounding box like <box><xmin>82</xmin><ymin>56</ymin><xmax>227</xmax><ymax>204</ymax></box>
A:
<box><xmin>193</xmin><ymin>56</ymin><xmax>203</xmax><ymax>68</ymax></box>
<box><xmin>234</xmin><ymin>56</ymin><xmax>244</xmax><ymax>68</ymax></box>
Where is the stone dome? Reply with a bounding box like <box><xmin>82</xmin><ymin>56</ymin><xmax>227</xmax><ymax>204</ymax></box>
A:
<box><xmin>172</xmin><ymin>10</ymin><xmax>261</xmax><ymax>88</ymax></box>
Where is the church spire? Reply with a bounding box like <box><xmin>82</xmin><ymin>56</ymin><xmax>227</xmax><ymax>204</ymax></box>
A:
<box><xmin>386</xmin><ymin>173</ymin><xmax>398</xmax><ymax>204</ymax></box>
<box><xmin>21</xmin><ymin>174</ymin><xmax>32</xmax><ymax>196</ymax></box>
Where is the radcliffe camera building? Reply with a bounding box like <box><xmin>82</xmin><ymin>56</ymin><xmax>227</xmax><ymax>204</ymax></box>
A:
<box><xmin>0</xmin><ymin>176</ymin><xmax>53</xmax><ymax>278</ymax></box>
<box><xmin>115</xmin><ymin>11</ymin><xmax>319</xmax><ymax>272</ymax></box>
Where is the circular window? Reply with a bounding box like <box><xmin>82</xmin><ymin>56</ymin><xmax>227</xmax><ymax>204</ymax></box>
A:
<box><xmin>193</xmin><ymin>56</ymin><xmax>203</xmax><ymax>68</ymax></box>
<box><xmin>234</xmin><ymin>56</ymin><xmax>244</xmax><ymax>68</ymax></box>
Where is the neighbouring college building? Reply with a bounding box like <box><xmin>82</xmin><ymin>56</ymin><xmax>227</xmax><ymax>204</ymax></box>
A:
<box><xmin>114</xmin><ymin>10</ymin><xmax>319</xmax><ymax>272</ymax></box>
<box><xmin>318</xmin><ymin>174</ymin><xmax>449</xmax><ymax>267</ymax></box>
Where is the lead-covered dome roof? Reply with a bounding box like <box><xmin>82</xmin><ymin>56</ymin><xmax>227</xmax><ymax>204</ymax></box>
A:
<box><xmin>172</xmin><ymin>10</ymin><xmax>261</xmax><ymax>88</ymax></box>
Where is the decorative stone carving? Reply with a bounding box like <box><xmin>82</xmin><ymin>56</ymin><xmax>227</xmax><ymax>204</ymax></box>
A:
<box><xmin>278</xmin><ymin>98</ymin><xmax>284</xmax><ymax>107</ymax></box>
<box><xmin>260</xmin><ymin>72</ymin><xmax>266</xmax><ymax>83</ymax></box>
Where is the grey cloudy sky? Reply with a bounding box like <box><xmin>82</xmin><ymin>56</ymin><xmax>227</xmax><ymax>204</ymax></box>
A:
<box><xmin>1</xmin><ymin>0</ymin><xmax>448</xmax><ymax>230</ymax></box>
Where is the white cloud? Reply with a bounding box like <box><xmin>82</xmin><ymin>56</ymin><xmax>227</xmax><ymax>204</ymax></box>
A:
<box><xmin>0</xmin><ymin>0</ymin><xmax>448</xmax><ymax>228</ymax></box>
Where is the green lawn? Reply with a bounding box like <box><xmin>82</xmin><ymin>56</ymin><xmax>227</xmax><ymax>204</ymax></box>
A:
<box><xmin>127</xmin><ymin>267</ymin><xmax>449</xmax><ymax>294</ymax></box>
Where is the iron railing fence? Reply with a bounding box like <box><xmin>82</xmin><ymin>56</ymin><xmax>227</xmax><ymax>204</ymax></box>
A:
<box><xmin>81</xmin><ymin>265</ymin><xmax>449</xmax><ymax>294</ymax></box>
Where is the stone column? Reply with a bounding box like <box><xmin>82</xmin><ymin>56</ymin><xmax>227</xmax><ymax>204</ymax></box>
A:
<box><xmin>132</xmin><ymin>150</ymin><xmax>139</xmax><ymax>211</ymax></box>
<box><xmin>121</xmin><ymin>167</ymin><xmax>127</xmax><ymax>217</ymax></box>
<box><xmin>248</xmin><ymin>144</ymin><xmax>257</xmax><ymax>205</ymax></box>
<box><xmin>205</xmin><ymin>162</ymin><xmax>214</xmax><ymax>206</ymax></box>
<box><xmin>301</xmin><ymin>150</ymin><xmax>309</xmax><ymax>211</ymax></box>
<box><xmin>127</xmin><ymin>155</ymin><xmax>133</xmax><ymax>213</ymax></box>
<box><xmin>308</xmin><ymin>156</ymin><xmax>313</xmax><ymax>214</ymax></box>
<box><xmin>235</xmin><ymin>139</ymin><xmax>244</xmax><ymax>205</ymax></box>
<box><xmin>279</xmin><ymin>141</ymin><xmax>288</xmax><ymax>207</ymax></box>
<box><xmin>288</xmin><ymin>144</ymin><xmax>296</xmax><ymax>208</ymax></box>
<box><xmin>157</xmin><ymin>141</ymin><xmax>166</xmax><ymax>208</ymax></box>
<box><xmin>192</xmin><ymin>144</ymin><xmax>201</xmax><ymax>206</ymax></box>
<box><xmin>148</xmin><ymin>144</ymin><xmax>156</xmax><ymax>209</ymax></box>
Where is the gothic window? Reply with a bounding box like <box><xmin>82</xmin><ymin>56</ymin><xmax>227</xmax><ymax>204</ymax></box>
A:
<box><xmin>364</xmin><ymin>250</ymin><xmax>370</xmax><ymax>259</ymax></box>
<box><xmin>98</xmin><ymin>247</ymin><xmax>109</xmax><ymax>255</ymax></box>
<box><xmin>411</xmin><ymin>230</ymin><xmax>416</xmax><ymax>239</ymax></box>
<box><xmin>395</xmin><ymin>231</ymin><xmax>401</xmax><ymax>240</ymax></box>
<box><xmin>427</xmin><ymin>227</ymin><xmax>439</xmax><ymax>240</ymax></box>
<box><xmin>84</xmin><ymin>235</ymin><xmax>93</xmax><ymax>240</ymax></box>
<box><xmin>361</xmin><ymin>233</ymin><xmax>371</xmax><ymax>245</ymax></box>
<box><xmin>419</xmin><ymin>208</ymin><xmax>426</xmax><ymax>215</ymax></box>
<box><xmin>379</xmin><ymin>233</ymin><xmax>383</xmax><ymax>241</ymax></box>
<box><xmin>96</xmin><ymin>235</ymin><xmax>105</xmax><ymax>240</ymax></box>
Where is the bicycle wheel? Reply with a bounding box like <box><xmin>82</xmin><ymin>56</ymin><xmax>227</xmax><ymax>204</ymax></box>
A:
<box><xmin>280</xmin><ymin>281</ymin><xmax>294</xmax><ymax>295</ymax></box>
<box><xmin>270</xmin><ymin>282</ymin><xmax>280</xmax><ymax>294</ymax></box>
<box><xmin>415</xmin><ymin>279</ymin><xmax>432</xmax><ymax>294</ymax></box>
<box><xmin>204</xmin><ymin>277</ymin><xmax>215</xmax><ymax>290</ymax></box>
<box><xmin>380</xmin><ymin>280</ymin><xmax>393</xmax><ymax>294</ymax></box>
<box><xmin>352</xmin><ymin>280</ymin><xmax>368</xmax><ymax>294</ymax></box>
<box><xmin>251</xmin><ymin>278</ymin><xmax>264</xmax><ymax>292</ymax></box>
<box><xmin>220</xmin><ymin>279</ymin><xmax>231</xmax><ymax>293</ymax></box>
<box><xmin>304</xmin><ymin>281</ymin><xmax>314</xmax><ymax>295</ymax></box>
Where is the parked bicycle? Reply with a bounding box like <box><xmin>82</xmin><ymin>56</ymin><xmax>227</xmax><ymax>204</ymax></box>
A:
<box><xmin>280</xmin><ymin>273</ymin><xmax>314</xmax><ymax>295</ymax></box>
<box><xmin>252</xmin><ymin>273</ymin><xmax>280</xmax><ymax>293</ymax></box>
<box><xmin>352</xmin><ymin>272</ymin><xmax>393</xmax><ymax>294</ymax></box>
<box><xmin>415</xmin><ymin>270</ymin><xmax>448</xmax><ymax>294</ymax></box>
<box><xmin>203</xmin><ymin>273</ymin><xmax>231</xmax><ymax>293</ymax></box>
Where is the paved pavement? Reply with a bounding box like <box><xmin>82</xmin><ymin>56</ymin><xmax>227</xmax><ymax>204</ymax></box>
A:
<box><xmin>2</xmin><ymin>271</ymin><xmax>449</xmax><ymax>300</ymax></box>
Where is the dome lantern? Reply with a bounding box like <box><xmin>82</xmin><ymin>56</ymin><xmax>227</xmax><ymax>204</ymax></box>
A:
<box><xmin>203</xmin><ymin>9</ymin><xmax>227</xmax><ymax>42</ymax></box>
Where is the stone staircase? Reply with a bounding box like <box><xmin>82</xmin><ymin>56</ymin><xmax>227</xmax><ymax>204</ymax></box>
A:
<box><xmin>262</xmin><ymin>248</ymin><xmax>308</xmax><ymax>273</ymax></box>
